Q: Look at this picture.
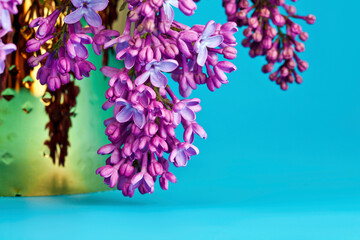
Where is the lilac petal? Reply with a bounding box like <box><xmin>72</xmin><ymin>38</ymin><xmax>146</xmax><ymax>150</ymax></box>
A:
<box><xmin>168</xmin><ymin>0</ymin><xmax>179</xmax><ymax>8</ymax></box>
<box><xmin>70</xmin><ymin>0</ymin><xmax>83</xmax><ymax>8</ymax></box>
<box><xmin>169</xmin><ymin>149</ymin><xmax>178</xmax><ymax>162</ymax></box>
<box><xmin>173</xmin><ymin>112</ymin><xmax>181</xmax><ymax>126</ymax></box>
<box><xmin>203</xmin><ymin>35</ymin><xmax>223</xmax><ymax>48</ymax></box>
<box><xmin>150</xmin><ymin>70</ymin><xmax>168</xmax><ymax>88</ymax></box>
<box><xmin>88</xmin><ymin>0</ymin><xmax>109</xmax><ymax>11</ymax></box>
<box><xmin>157</xmin><ymin>59</ymin><xmax>178</xmax><ymax>72</ymax></box>
<box><xmin>143</xmin><ymin>173</ymin><xmax>155</xmax><ymax>192</ymax></box>
<box><xmin>109</xmin><ymin>171</ymin><xmax>119</xmax><ymax>188</ymax></box>
<box><xmin>196</xmin><ymin>45</ymin><xmax>208</xmax><ymax>66</ymax></box>
<box><xmin>163</xmin><ymin>3</ymin><xmax>175</xmax><ymax>23</ymax></box>
<box><xmin>84</xmin><ymin>8</ymin><xmax>102</xmax><ymax>27</ymax></box>
<box><xmin>186</xmin><ymin>144</ymin><xmax>199</xmax><ymax>156</ymax></box>
<box><xmin>125</xmin><ymin>55</ymin><xmax>135</xmax><ymax>69</ymax></box>
<box><xmin>110</xmin><ymin>148</ymin><xmax>120</xmax><ymax>164</ymax></box>
<box><xmin>131</xmin><ymin>172</ymin><xmax>144</xmax><ymax>189</ymax></box>
<box><xmin>181</xmin><ymin>107</ymin><xmax>196</xmax><ymax>121</ymax></box>
<box><xmin>184</xmin><ymin>127</ymin><xmax>194</xmax><ymax>143</ymax></box>
<box><xmin>115</xmin><ymin>98</ymin><xmax>129</xmax><ymax>107</ymax></box>
<box><xmin>183</xmin><ymin>98</ymin><xmax>200</xmax><ymax>106</ymax></box>
<box><xmin>100</xmin><ymin>166</ymin><xmax>114</xmax><ymax>178</ymax></box>
<box><xmin>2</xmin><ymin>43</ymin><xmax>16</xmax><ymax>55</ymax></box>
<box><xmin>97</xmin><ymin>144</ymin><xmax>116</xmax><ymax>155</ymax></box>
<box><xmin>100</xmin><ymin>66</ymin><xmax>121</xmax><ymax>77</ymax></box>
<box><xmin>180</xmin><ymin>85</ymin><xmax>192</xmax><ymax>98</ymax></box>
<box><xmin>74</xmin><ymin>43</ymin><xmax>89</xmax><ymax>59</ymax></box>
<box><xmin>66</xmin><ymin>43</ymin><xmax>76</xmax><ymax>59</ymax></box>
<box><xmin>135</xmin><ymin>71</ymin><xmax>151</xmax><ymax>86</ymax></box>
<box><xmin>175</xmin><ymin>150</ymin><xmax>187</xmax><ymax>167</ymax></box>
<box><xmin>116</xmin><ymin>106</ymin><xmax>133</xmax><ymax>123</ymax></box>
<box><xmin>0</xmin><ymin>9</ymin><xmax>11</xmax><ymax>31</ymax></box>
<box><xmin>102</xmin><ymin>29</ymin><xmax>120</xmax><ymax>38</ymax></box>
<box><xmin>193</xmin><ymin>123</ymin><xmax>207</xmax><ymax>139</ymax></box>
<box><xmin>133</xmin><ymin>111</ymin><xmax>146</xmax><ymax>129</ymax></box>
<box><xmin>0</xmin><ymin>61</ymin><xmax>5</xmax><ymax>74</ymax></box>
<box><xmin>201</xmin><ymin>20</ymin><xmax>216</xmax><ymax>39</ymax></box>
<box><xmin>64</xmin><ymin>8</ymin><xmax>84</xmax><ymax>24</ymax></box>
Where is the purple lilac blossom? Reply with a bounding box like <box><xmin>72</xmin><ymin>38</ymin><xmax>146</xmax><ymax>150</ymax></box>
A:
<box><xmin>64</xmin><ymin>0</ymin><xmax>109</xmax><ymax>28</ymax></box>
<box><xmin>95</xmin><ymin>0</ymin><xmax>238</xmax><ymax>197</ymax></box>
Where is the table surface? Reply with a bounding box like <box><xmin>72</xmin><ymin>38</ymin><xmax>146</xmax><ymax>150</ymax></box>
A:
<box><xmin>1</xmin><ymin>191</ymin><xmax>360</xmax><ymax>240</ymax></box>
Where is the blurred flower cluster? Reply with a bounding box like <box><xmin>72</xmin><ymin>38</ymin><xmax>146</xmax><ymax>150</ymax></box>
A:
<box><xmin>223</xmin><ymin>0</ymin><xmax>315</xmax><ymax>90</ymax></box>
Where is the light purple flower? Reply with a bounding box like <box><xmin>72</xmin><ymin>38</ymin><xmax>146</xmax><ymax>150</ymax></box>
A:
<box><xmin>92</xmin><ymin>26</ymin><xmax>119</xmax><ymax>55</ymax></box>
<box><xmin>194</xmin><ymin>20</ymin><xmax>223</xmax><ymax>66</ymax></box>
<box><xmin>135</xmin><ymin>60</ymin><xmax>178</xmax><ymax>88</ymax></box>
<box><xmin>64</xmin><ymin>0</ymin><xmax>109</xmax><ymax>28</ymax></box>
<box><xmin>131</xmin><ymin>85</ymin><xmax>156</xmax><ymax>108</ymax></box>
<box><xmin>115</xmin><ymin>98</ymin><xmax>146</xmax><ymax>129</ymax></box>
<box><xmin>169</xmin><ymin>142</ymin><xmax>199</xmax><ymax>167</ymax></box>
<box><xmin>73</xmin><ymin>59</ymin><xmax>96</xmax><ymax>80</ymax></box>
<box><xmin>66</xmin><ymin>33</ymin><xmax>93</xmax><ymax>59</ymax></box>
<box><xmin>173</xmin><ymin>98</ymin><xmax>201</xmax><ymax>125</ymax></box>
<box><xmin>0</xmin><ymin>41</ymin><xmax>16</xmax><ymax>73</ymax></box>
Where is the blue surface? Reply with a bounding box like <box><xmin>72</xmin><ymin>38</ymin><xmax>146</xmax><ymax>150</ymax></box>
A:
<box><xmin>1</xmin><ymin>0</ymin><xmax>360</xmax><ymax>239</ymax></box>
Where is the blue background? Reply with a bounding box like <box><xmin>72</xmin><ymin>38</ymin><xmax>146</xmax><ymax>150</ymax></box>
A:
<box><xmin>1</xmin><ymin>0</ymin><xmax>360</xmax><ymax>239</ymax></box>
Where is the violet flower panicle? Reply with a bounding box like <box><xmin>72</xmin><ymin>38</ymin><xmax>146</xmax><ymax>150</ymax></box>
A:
<box><xmin>135</xmin><ymin>60</ymin><xmax>178</xmax><ymax>88</ymax></box>
<box><xmin>64</xmin><ymin>0</ymin><xmax>109</xmax><ymax>28</ymax></box>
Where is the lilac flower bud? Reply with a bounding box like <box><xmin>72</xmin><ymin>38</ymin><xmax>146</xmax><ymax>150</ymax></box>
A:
<box><xmin>297</xmin><ymin>60</ymin><xmax>309</xmax><ymax>72</ymax></box>
<box><xmin>299</xmin><ymin>32</ymin><xmax>309</xmax><ymax>41</ymax></box>
<box><xmin>248</xmin><ymin>17</ymin><xmax>259</xmax><ymax>28</ymax></box>
<box><xmin>262</xmin><ymin>62</ymin><xmax>274</xmax><ymax>73</ymax></box>
<box><xmin>27</xmin><ymin>52</ymin><xmax>49</xmax><ymax>67</ymax></box>
<box><xmin>260</xmin><ymin>8</ymin><xmax>270</xmax><ymax>18</ymax></box>
<box><xmin>57</xmin><ymin>57</ymin><xmax>70</xmax><ymax>74</ymax></box>
<box><xmin>243</xmin><ymin>27</ymin><xmax>252</xmax><ymax>38</ymax></box>
<box><xmin>286</xmin><ymin>5</ymin><xmax>296</xmax><ymax>15</ymax></box>
<box><xmin>144</xmin><ymin>122</ymin><xmax>158</xmax><ymax>137</ymax></box>
<box><xmin>306</xmin><ymin>14</ymin><xmax>316</xmax><ymax>24</ymax></box>
<box><xmin>98</xmin><ymin>144</ymin><xmax>116</xmax><ymax>155</ymax></box>
<box><xmin>271</xmin><ymin>14</ymin><xmax>285</xmax><ymax>26</ymax></box>
<box><xmin>179</xmin><ymin>0</ymin><xmax>197</xmax><ymax>16</ymax></box>
<box><xmin>120</xmin><ymin>162</ymin><xmax>135</xmax><ymax>177</ymax></box>
<box><xmin>223</xmin><ymin>46</ymin><xmax>237</xmax><ymax>59</ymax></box>
<box><xmin>261</xmin><ymin>37</ymin><xmax>272</xmax><ymax>50</ymax></box>
<box><xmin>283</xmin><ymin>47</ymin><xmax>294</xmax><ymax>60</ymax></box>
<box><xmin>225</xmin><ymin>2</ymin><xmax>236</xmax><ymax>15</ymax></box>
<box><xmin>287</xmin><ymin>59</ymin><xmax>296</xmax><ymax>69</ymax></box>
<box><xmin>265</xmin><ymin>26</ymin><xmax>277</xmax><ymax>38</ymax></box>
<box><xmin>295</xmin><ymin>41</ymin><xmax>305</xmax><ymax>52</ymax></box>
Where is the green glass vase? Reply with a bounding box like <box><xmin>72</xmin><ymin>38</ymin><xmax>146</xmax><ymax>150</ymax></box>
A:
<box><xmin>0</xmin><ymin>51</ymin><xmax>122</xmax><ymax>196</ymax></box>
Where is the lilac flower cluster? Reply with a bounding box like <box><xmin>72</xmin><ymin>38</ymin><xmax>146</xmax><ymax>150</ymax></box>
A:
<box><xmin>95</xmin><ymin>0</ymin><xmax>238</xmax><ymax>196</ymax></box>
<box><xmin>26</xmin><ymin>0</ymin><xmax>119</xmax><ymax>91</ymax></box>
<box><xmin>223</xmin><ymin>0</ymin><xmax>315</xmax><ymax>90</ymax></box>
<box><xmin>0</xmin><ymin>0</ymin><xmax>21</xmax><ymax>74</ymax></box>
